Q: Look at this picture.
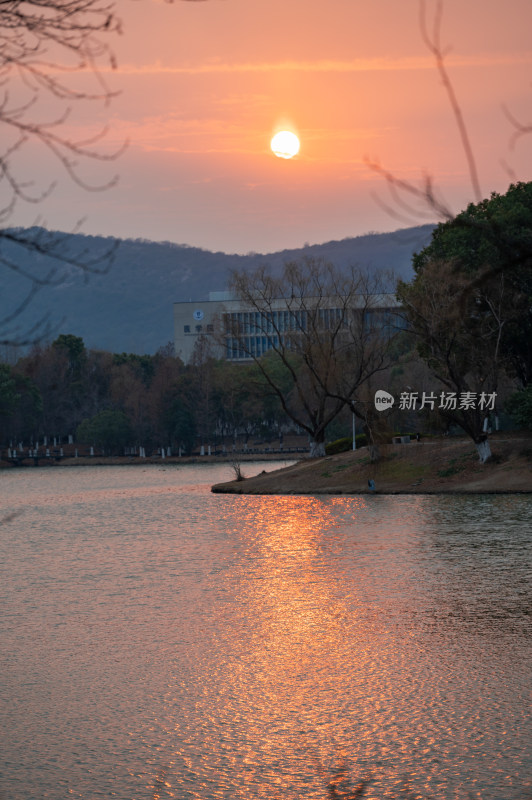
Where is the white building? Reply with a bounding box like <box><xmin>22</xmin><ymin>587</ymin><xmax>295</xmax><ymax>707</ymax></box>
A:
<box><xmin>173</xmin><ymin>291</ymin><xmax>401</xmax><ymax>364</ymax></box>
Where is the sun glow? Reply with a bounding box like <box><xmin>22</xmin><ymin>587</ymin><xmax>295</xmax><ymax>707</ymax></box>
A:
<box><xmin>270</xmin><ymin>130</ymin><xmax>300</xmax><ymax>159</ymax></box>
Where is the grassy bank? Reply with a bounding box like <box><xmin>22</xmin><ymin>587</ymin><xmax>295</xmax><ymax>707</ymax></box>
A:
<box><xmin>212</xmin><ymin>433</ymin><xmax>532</xmax><ymax>495</ymax></box>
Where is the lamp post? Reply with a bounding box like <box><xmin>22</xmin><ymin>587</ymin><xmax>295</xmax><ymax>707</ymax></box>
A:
<box><xmin>350</xmin><ymin>400</ymin><xmax>357</xmax><ymax>451</ymax></box>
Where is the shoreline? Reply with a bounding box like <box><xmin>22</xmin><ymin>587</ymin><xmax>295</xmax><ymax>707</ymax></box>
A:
<box><xmin>211</xmin><ymin>434</ymin><xmax>532</xmax><ymax>495</ymax></box>
<box><xmin>0</xmin><ymin>453</ymin><xmax>299</xmax><ymax>470</ymax></box>
<box><xmin>4</xmin><ymin>435</ymin><xmax>531</xmax><ymax>495</ymax></box>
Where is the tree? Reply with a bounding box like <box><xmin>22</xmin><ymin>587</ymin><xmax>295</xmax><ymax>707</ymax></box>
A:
<box><xmin>188</xmin><ymin>335</ymin><xmax>218</xmax><ymax>452</ymax></box>
<box><xmin>210</xmin><ymin>360</ymin><xmax>257</xmax><ymax>446</ymax></box>
<box><xmin>366</xmin><ymin>4</ymin><xmax>532</xmax><ymax>461</ymax></box>
<box><xmin>397</xmin><ymin>249</ymin><xmax>518</xmax><ymax>461</ymax></box>
<box><xmin>364</xmin><ymin>0</ymin><xmax>532</xmax><ymax>458</ymax></box>
<box><xmin>412</xmin><ymin>182</ymin><xmax>532</xmax><ymax>388</ymax></box>
<box><xmin>0</xmin><ymin>366</ymin><xmax>42</xmax><ymax>442</ymax></box>
<box><xmin>53</xmin><ymin>334</ymin><xmax>87</xmax><ymax>374</ymax></box>
<box><xmin>164</xmin><ymin>396</ymin><xmax>196</xmax><ymax>454</ymax></box>
<box><xmin>16</xmin><ymin>339</ymin><xmax>78</xmax><ymax>434</ymax></box>
<box><xmin>76</xmin><ymin>408</ymin><xmax>132</xmax><ymax>453</ymax></box>
<box><xmin>0</xmin><ymin>363</ymin><xmax>18</xmax><ymax>418</ymax></box>
<box><xmin>0</xmin><ymin>0</ymin><xmax>201</xmax><ymax>346</ymax></box>
<box><xmin>0</xmin><ymin>0</ymin><xmax>124</xmax><ymax>344</ymax></box>
<box><xmin>108</xmin><ymin>355</ymin><xmax>153</xmax><ymax>445</ymax></box>
<box><xmin>228</xmin><ymin>257</ymin><xmax>398</xmax><ymax>457</ymax></box>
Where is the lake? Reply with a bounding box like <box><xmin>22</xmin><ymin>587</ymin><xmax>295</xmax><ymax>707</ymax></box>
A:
<box><xmin>1</xmin><ymin>463</ymin><xmax>531</xmax><ymax>800</ymax></box>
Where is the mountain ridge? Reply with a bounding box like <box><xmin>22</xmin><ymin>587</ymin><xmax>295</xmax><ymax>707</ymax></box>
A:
<box><xmin>1</xmin><ymin>224</ymin><xmax>434</xmax><ymax>354</ymax></box>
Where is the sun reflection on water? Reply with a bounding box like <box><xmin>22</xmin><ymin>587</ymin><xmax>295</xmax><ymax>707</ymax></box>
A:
<box><xmin>1</xmin><ymin>467</ymin><xmax>530</xmax><ymax>800</ymax></box>
<box><xmin>141</xmin><ymin>494</ymin><xmax>530</xmax><ymax>799</ymax></box>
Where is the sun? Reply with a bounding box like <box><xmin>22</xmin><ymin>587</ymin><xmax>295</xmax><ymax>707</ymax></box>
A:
<box><xmin>270</xmin><ymin>130</ymin><xmax>300</xmax><ymax>159</ymax></box>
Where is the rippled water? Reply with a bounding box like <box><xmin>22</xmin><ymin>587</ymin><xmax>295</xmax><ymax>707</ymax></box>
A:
<box><xmin>1</xmin><ymin>463</ymin><xmax>531</xmax><ymax>800</ymax></box>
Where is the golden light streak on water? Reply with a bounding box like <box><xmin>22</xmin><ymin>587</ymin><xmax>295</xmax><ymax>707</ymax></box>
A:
<box><xmin>0</xmin><ymin>466</ymin><xmax>530</xmax><ymax>799</ymax></box>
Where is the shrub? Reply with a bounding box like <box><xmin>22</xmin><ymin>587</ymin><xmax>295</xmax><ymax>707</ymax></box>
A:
<box><xmin>326</xmin><ymin>437</ymin><xmax>351</xmax><ymax>455</ymax></box>
<box><xmin>325</xmin><ymin>434</ymin><xmax>367</xmax><ymax>455</ymax></box>
<box><xmin>506</xmin><ymin>386</ymin><xmax>532</xmax><ymax>429</ymax></box>
<box><xmin>230</xmin><ymin>459</ymin><xmax>246</xmax><ymax>481</ymax></box>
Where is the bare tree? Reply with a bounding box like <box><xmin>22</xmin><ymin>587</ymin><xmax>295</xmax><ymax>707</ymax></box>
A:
<box><xmin>0</xmin><ymin>0</ymin><xmax>125</xmax><ymax>343</ymax></box>
<box><xmin>227</xmin><ymin>257</ymin><xmax>398</xmax><ymax>457</ymax></box>
<box><xmin>366</xmin><ymin>0</ymin><xmax>483</xmax><ymax>225</ymax></box>
<box><xmin>0</xmin><ymin>0</ymin><xmax>206</xmax><ymax>346</ymax></box>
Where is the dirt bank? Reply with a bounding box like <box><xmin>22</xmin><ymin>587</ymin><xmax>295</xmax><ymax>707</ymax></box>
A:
<box><xmin>211</xmin><ymin>433</ymin><xmax>532</xmax><ymax>495</ymax></box>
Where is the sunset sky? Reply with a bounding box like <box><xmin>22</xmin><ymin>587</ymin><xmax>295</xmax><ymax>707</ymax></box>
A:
<box><xmin>15</xmin><ymin>0</ymin><xmax>532</xmax><ymax>254</ymax></box>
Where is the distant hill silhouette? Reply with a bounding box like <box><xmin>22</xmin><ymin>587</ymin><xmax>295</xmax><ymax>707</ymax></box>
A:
<box><xmin>1</xmin><ymin>224</ymin><xmax>434</xmax><ymax>354</ymax></box>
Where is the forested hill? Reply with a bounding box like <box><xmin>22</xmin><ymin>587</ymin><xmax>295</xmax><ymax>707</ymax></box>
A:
<box><xmin>1</xmin><ymin>224</ymin><xmax>434</xmax><ymax>354</ymax></box>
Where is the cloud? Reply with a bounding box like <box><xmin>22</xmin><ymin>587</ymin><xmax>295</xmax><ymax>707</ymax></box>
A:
<box><xmin>115</xmin><ymin>52</ymin><xmax>532</xmax><ymax>77</ymax></box>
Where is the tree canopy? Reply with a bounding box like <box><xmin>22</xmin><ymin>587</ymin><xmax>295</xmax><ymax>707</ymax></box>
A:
<box><xmin>77</xmin><ymin>409</ymin><xmax>132</xmax><ymax>454</ymax></box>
<box><xmin>413</xmin><ymin>182</ymin><xmax>532</xmax><ymax>282</ymax></box>
<box><xmin>398</xmin><ymin>182</ymin><xmax>532</xmax><ymax>460</ymax></box>
<box><xmin>411</xmin><ymin>182</ymin><xmax>532</xmax><ymax>387</ymax></box>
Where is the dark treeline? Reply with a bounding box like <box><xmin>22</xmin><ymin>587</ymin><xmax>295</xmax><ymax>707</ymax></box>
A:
<box><xmin>0</xmin><ymin>334</ymin><xmax>298</xmax><ymax>454</ymax></box>
<box><xmin>2</xmin><ymin>184</ymin><xmax>531</xmax><ymax>458</ymax></box>
<box><xmin>1</xmin><ymin>325</ymin><xmax>527</xmax><ymax>461</ymax></box>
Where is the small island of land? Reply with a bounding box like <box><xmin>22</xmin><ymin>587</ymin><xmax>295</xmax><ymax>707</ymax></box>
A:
<box><xmin>211</xmin><ymin>433</ymin><xmax>532</xmax><ymax>495</ymax></box>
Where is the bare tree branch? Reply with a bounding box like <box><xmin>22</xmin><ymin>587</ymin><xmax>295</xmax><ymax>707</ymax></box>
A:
<box><xmin>366</xmin><ymin>0</ymin><xmax>485</xmax><ymax>223</ymax></box>
<box><xmin>0</xmin><ymin>0</ymin><xmax>128</xmax><ymax>343</ymax></box>
<box><xmin>418</xmin><ymin>0</ymin><xmax>482</xmax><ymax>202</ymax></box>
<box><xmin>502</xmin><ymin>102</ymin><xmax>532</xmax><ymax>151</ymax></box>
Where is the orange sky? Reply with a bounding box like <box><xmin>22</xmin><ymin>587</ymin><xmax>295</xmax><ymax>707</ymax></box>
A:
<box><xmin>15</xmin><ymin>0</ymin><xmax>532</xmax><ymax>253</ymax></box>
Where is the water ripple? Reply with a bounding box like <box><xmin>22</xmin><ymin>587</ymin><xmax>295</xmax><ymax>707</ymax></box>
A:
<box><xmin>1</xmin><ymin>465</ymin><xmax>530</xmax><ymax>800</ymax></box>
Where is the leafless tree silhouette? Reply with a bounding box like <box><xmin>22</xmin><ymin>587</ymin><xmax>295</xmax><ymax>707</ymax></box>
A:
<box><xmin>0</xmin><ymin>0</ymin><xmax>213</xmax><ymax>345</ymax></box>
<box><xmin>0</xmin><ymin>0</ymin><xmax>127</xmax><ymax>343</ymax></box>
<box><xmin>227</xmin><ymin>257</ymin><xmax>398</xmax><ymax>457</ymax></box>
<box><xmin>366</xmin><ymin>0</ymin><xmax>530</xmax><ymax>225</ymax></box>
